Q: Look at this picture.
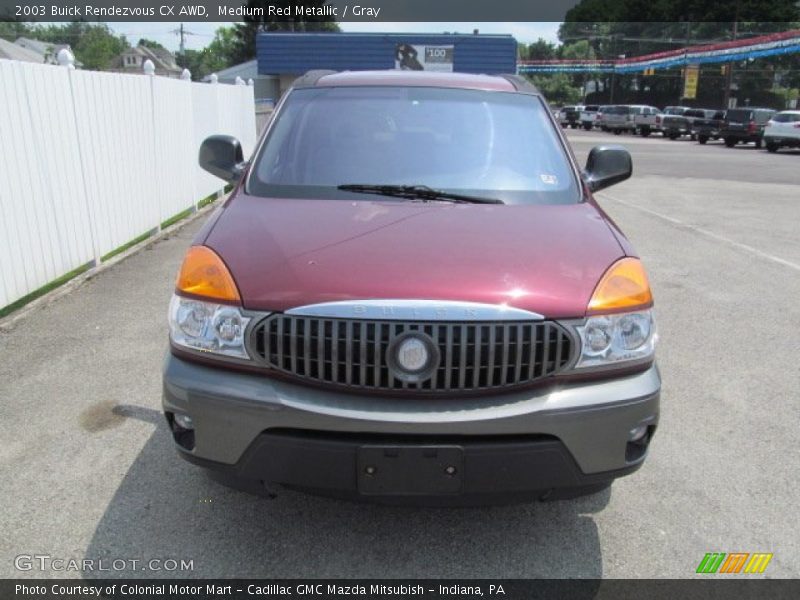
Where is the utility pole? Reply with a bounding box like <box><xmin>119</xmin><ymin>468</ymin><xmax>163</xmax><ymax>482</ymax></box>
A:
<box><xmin>171</xmin><ymin>23</ymin><xmax>196</xmax><ymax>67</ymax></box>
<box><xmin>723</xmin><ymin>5</ymin><xmax>740</xmax><ymax>109</ymax></box>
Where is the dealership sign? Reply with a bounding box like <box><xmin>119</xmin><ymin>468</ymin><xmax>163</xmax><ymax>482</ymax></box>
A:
<box><xmin>395</xmin><ymin>44</ymin><xmax>454</xmax><ymax>72</ymax></box>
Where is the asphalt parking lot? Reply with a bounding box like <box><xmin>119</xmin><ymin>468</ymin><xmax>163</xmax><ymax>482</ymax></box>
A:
<box><xmin>0</xmin><ymin>129</ymin><xmax>798</xmax><ymax>579</ymax></box>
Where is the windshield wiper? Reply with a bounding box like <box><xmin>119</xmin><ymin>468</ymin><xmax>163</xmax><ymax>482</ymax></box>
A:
<box><xmin>337</xmin><ymin>184</ymin><xmax>504</xmax><ymax>205</ymax></box>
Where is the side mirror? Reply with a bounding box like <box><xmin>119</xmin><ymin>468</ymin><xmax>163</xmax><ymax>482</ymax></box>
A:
<box><xmin>199</xmin><ymin>135</ymin><xmax>245</xmax><ymax>183</ymax></box>
<box><xmin>583</xmin><ymin>145</ymin><xmax>632</xmax><ymax>192</ymax></box>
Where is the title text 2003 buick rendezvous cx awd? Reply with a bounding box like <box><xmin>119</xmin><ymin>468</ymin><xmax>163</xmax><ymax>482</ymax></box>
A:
<box><xmin>163</xmin><ymin>70</ymin><xmax>660</xmax><ymax>504</ymax></box>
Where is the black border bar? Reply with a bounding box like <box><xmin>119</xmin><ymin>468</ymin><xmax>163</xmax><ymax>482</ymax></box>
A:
<box><xmin>3</xmin><ymin>579</ymin><xmax>800</xmax><ymax>600</ymax></box>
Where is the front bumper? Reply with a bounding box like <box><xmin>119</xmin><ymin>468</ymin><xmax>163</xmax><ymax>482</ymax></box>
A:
<box><xmin>764</xmin><ymin>135</ymin><xmax>800</xmax><ymax>145</ymax></box>
<box><xmin>163</xmin><ymin>354</ymin><xmax>660</xmax><ymax>498</ymax></box>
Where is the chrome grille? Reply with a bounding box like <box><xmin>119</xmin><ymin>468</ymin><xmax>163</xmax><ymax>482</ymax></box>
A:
<box><xmin>251</xmin><ymin>315</ymin><xmax>574</xmax><ymax>394</ymax></box>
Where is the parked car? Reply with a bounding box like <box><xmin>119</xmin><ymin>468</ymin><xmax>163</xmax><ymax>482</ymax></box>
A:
<box><xmin>721</xmin><ymin>107</ymin><xmax>776</xmax><ymax>148</ymax></box>
<box><xmin>595</xmin><ymin>105</ymin><xmax>611</xmax><ymax>130</ymax></box>
<box><xmin>558</xmin><ymin>105</ymin><xmax>583</xmax><ymax>129</ymax></box>
<box><xmin>632</xmin><ymin>106</ymin><xmax>663</xmax><ymax>136</ymax></box>
<box><xmin>762</xmin><ymin>110</ymin><xmax>800</xmax><ymax>152</ymax></box>
<box><xmin>601</xmin><ymin>105</ymin><xmax>637</xmax><ymax>134</ymax></box>
<box><xmin>164</xmin><ymin>70</ymin><xmax>660</xmax><ymax>504</ymax></box>
<box><xmin>692</xmin><ymin>110</ymin><xmax>726</xmax><ymax>144</ymax></box>
<box><xmin>660</xmin><ymin>106</ymin><xmax>693</xmax><ymax>139</ymax></box>
<box><xmin>579</xmin><ymin>105</ymin><xmax>600</xmax><ymax>130</ymax></box>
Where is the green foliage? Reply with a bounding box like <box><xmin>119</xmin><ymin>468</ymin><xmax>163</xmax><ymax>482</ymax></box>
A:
<box><xmin>1</xmin><ymin>22</ymin><xmax>129</xmax><ymax>70</ymax></box>
<box><xmin>137</xmin><ymin>38</ymin><xmax>167</xmax><ymax>51</ymax></box>
<box><xmin>526</xmin><ymin>38</ymin><xmax>558</xmax><ymax>61</ymax></box>
<box><xmin>528</xmin><ymin>73</ymin><xmax>583</xmax><ymax>105</ymax></box>
<box><xmin>563</xmin><ymin>0</ymin><xmax>800</xmax><ymax>23</ymax></box>
<box><xmin>560</xmin><ymin>3</ymin><xmax>800</xmax><ymax>108</ymax></box>
<box><xmin>0</xmin><ymin>21</ymin><xmax>34</xmax><ymax>42</ymax></box>
<box><xmin>178</xmin><ymin>27</ymin><xmax>239</xmax><ymax>80</ymax></box>
<box><xmin>72</xmin><ymin>25</ymin><xmax>129</xmax><ymax>70</ymax></box>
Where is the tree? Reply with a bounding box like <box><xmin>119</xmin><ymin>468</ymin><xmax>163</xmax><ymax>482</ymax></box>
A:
<box><xmin>560</xmin><ymin>1</ymin><xmax>800</xmax><ymax>106</ymax></box>
<box><xmin>527</xmin><ymin>38</ymin><xmax>557</xmax><ymax>61</ymax></box>
<box><xmin>230</xmin><ymin>0</ymin><xmax>340</xmax><ymax>63</ymax></box>
<box><xmin>72</xmin><ymin>25</ymin><xmax>129</xmax><ymax>70</ymax></box>
<box><xmin>5</xmin><ymin>23</ymin><xmax>129</xmax><ymax>70</ymax></box>
<box><xmin>528</xmin><ymin>73</ymin><xmax>582</xmax><ymax>105</ymax></box>
<box><xmin>0</xmin><ymin>21</ymin><xmax>34</xmax><ymax>42</ymax></box>
<box><xmin>138</xmin><ymin>38</ymin><xmax>168</xmax><ymax>51</ymax></box>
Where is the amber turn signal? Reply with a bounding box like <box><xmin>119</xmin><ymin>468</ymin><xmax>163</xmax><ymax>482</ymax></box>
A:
<box><xmin>588</xmin><ymin>258</ymin><xmax>653</xmax><ymax>313</ymax></box>
<box><xmin>176</xmin><ymin>246</ymin><xmax>241</xmax><ymax>302</ymax></box>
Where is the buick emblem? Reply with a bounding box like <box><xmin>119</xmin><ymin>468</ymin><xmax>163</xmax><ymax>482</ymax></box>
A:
<box><xmin>397</xmin><ymin>337</ymin><xmax>429</xmax><ymax>372</ymax></box>
<box><xmin>386</xmin><ymin>332</ymin><xmax>440</xmax><ymax>383</ymax></box>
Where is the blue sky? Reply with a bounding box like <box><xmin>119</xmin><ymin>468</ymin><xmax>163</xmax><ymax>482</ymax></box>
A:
<box><xmin>109</xmin><ymin>22</ymin><xmax>562</xmax><ymax>53</ymax></box>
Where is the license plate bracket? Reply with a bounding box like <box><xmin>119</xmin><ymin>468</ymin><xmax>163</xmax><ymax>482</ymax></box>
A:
<box><xmin>357</xmin><ymin>445</ymin><xmax>464</xmax><ymax>495</ymax></box>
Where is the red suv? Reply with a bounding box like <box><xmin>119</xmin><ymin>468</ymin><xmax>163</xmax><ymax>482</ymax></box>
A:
<box><xmin>163</xmin><ymin>70</ymin><xmax>660</xmax><ymax>504</ymax></box>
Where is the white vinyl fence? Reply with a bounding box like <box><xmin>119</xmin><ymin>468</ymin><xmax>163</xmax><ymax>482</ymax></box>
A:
<box><xmin>0</xmin><ymin>59</ymin><xmax>256</xmax><ymax>313</ymax></box>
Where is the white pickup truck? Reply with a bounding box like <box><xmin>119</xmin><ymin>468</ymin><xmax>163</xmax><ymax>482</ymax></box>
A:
<box><xmin>579</xmin><ymin>105</ymin><xmax>600</xmax><ymax>130</ymax></box>
<box><xmin>632</xmin><ymin>106</ymin><xmax>663</xmax><ymax>137</ymax></box>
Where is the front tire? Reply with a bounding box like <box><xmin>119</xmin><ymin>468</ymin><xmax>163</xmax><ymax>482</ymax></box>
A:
<box><xmin>668</xmin><ymin>133</ymin><xmax>678</xmax><ymax>140</ymax></box>
<box><xmin>754</xmin><ymin>138</ymin><xmax>763</xmax><ymax>149</ymax></box>
<box><xmin>724</xmin><ymin>137</ymin><xmax>736</xmax><ymax>147</ymax></box>
<box><xmin>698</xmin><ymin>135</ymin><xmax>708</xmax><ymax>144</ymax></box>
<box><xmin>766</xmin><ymin>142</ymin><xmax>779</xmax><ymax>153</ymax></box>
<box><xmin>640</xmin><ymin>128</ymin><xmax>651</xmax><ymax>137</ymax></box>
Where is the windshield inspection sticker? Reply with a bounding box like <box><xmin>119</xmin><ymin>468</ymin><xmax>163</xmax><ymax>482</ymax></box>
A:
<box><xmin>540</xmin><ymin>174</ymin><xmax>558</xmax><ymax>185</ymax></box>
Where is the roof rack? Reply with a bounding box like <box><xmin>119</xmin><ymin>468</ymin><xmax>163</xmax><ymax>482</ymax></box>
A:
<box><xmin>292</xmin><ymin>70</ymin><xmax>338</xmax><ymax>88</ymax></box>
<box><xmin>500</xmin><ymin>74</ymin><xmax>540</xmax><ymax>94</ymax></box>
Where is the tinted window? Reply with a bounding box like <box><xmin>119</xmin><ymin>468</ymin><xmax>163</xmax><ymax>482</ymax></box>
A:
<box><xmin>685</xmin><ymin>110</ymin><xmax>704</xmax><ymax>118</ymax></box>
<box><xmin>727</xmin><ymin>109</ymin><xmax>754</xmax><ymax>121</ymax></box>
<box><xmin>773</xmin><ymin>112</ymin><xmax>800</xmax><ymax>123</ymax></box>
<box><xmin>250</xmin><ymin>86</ymin><xmax>581</xmax><ymax>205</ymax></box>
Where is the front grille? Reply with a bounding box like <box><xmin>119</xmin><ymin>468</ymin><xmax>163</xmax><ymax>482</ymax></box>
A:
<box><xmin>250</xmin><ymin>315</ymin><xmax>574</xmax><ymax>394</ymax></box>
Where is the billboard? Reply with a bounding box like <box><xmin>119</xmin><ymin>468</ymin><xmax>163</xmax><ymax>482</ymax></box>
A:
<box><xmin>395</xmin><ymin>44</ymin><xmax>454</xmax><ymax>72</ymax></box>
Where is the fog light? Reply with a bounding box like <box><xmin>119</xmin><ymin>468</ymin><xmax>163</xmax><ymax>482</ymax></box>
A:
<box><xmin>174</xmin><ymin>413</ymin><xmax>194</xmax><ymax>430</ymax></box>
<box><xmin>629</xmin><ymin>424</ymin><xmax>648</xmax><ymax>442</ymax></box>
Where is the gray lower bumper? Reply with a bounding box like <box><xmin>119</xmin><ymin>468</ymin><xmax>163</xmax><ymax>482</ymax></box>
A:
<box><xmin>162</xmin><ymin>353</ymin><xmax>660</xmax><ymax>476</ymax></box>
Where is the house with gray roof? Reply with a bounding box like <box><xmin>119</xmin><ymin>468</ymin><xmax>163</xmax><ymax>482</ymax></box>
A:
<box><xmin>0</xmin><ymin>37</ymin><xmax>44</xmax><ymax>63</ymax></box>
<box><xmin>109</xmin><ymin>45</ymin><xmax>182</xmax><ymax>78</ymax></box>
<box><xmin>14</xmin><ymin>37</ymin><xmax>82</xmax><ymax>67</ymax></box>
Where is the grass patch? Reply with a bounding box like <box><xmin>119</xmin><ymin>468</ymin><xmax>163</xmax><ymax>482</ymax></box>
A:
<box><xmin>160</xmin><ymin>207</ymin><xmax>194</xmax><ymax>230</ymax></box>
<box><xmin>0</xmin><ymin>262</ymin><xmax>92</xmax><ymax>320</ymax></box>
<box><xmin>197</xmin><ymin>193</ymin><xmax>217</xmax><ymax>210</ymax></box>
<box><xmin>100</xmin><ymin>230</ymin><xmax>155</xmax><ymax>263</ymax></box>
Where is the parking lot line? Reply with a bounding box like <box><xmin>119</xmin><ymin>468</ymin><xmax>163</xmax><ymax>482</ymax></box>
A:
<box><xmin>599</xmin><ymin>191</ymin><xmax>800</xmax><ymax>273</ymax></box>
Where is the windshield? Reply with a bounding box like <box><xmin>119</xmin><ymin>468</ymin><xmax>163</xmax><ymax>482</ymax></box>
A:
<box><xmin>249</xmin><ymin>86</ymin><xmax>581</xmax><ymax>205</ymax></box>
<box><xmin>726</xmin><ymin>109</ymin><xmax>753</xmax><ymax>121</ymax></box>
<box><xmin>773</xmin><ymin>112</ymin><xmax>800</xmax><ymax>123</ymax></box>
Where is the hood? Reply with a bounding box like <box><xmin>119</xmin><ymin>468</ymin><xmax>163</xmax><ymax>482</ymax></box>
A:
<box><xmin>203</xmin><ymin>194</ymin><xmax>627</xmax><ymax>319</ymax></box>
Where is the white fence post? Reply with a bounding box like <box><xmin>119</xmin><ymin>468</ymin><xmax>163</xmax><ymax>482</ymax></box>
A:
<box><xmin>64</xmin><ymin>59</ymin><xmax>102</xmax><ymax>268</ymax></box>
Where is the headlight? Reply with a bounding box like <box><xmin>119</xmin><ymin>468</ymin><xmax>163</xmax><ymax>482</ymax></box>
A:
<box><xmin>574</xmin><ymin>309</ymin><xmax>656</xmax><ymax>368</ymax></box>
<box><xmin>169</xmin><ymin>294</ymin><xmax>251</xmax><ymax>359</ymax></box>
